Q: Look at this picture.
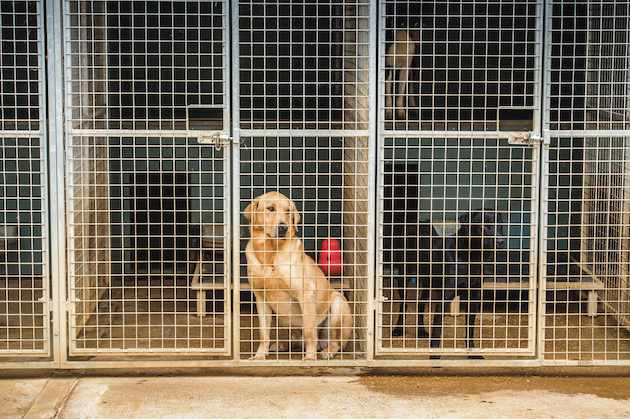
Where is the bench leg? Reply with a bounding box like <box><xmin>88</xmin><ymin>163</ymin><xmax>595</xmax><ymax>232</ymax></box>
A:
<box><xmin>587</xmin><ymin>290</ymin><xmax>598</xmax><ymax>317</ymax></box>
<box><xmin>450</xmin><ymin>295</ymin><xmax>460</xmax><ymax>317</ymax></box>
<box><xmin>192</xmin><ymin>250</ymin><xmax>206</xmax><ymax>318</ymax></box>
<box><xmin>197</xmin><ymin>289</ymin><xmax>206</xmax><ymax>318</ymax></box>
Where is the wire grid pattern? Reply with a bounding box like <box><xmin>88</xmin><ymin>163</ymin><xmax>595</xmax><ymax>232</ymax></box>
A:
<box><xmin>64</xmin><ymin>0</ymin><xmax>228</xmax><ymax>131</ymax></box>
<box><xmin>238</xmin><ymin>136</ymin><xmax>370</xmax><ymax>363</ymax></box>
<box><xmin>377</xmin><ymin>137</ymin><xmax>536</xmax><ymax>357</ymax></box>
<box><xmin>0</xmin><ymin>0</ymin><xmax>49</xmax><ymax>356</ymax></box>
<box><xmin>63</xmin><ymin>0</ymin><xmax>231</xmax><ymax>355</ymax></box>
<box><xmin>547</xmin><ymin>1</ymin><xmax>630</xmax><ymax>131</ymax></box>
<box><xmin>67</xmin><ymin>136</ymin><xmax>229</xmax><ymax>354</ymax></box>
<box><xmin>542</xmin><ymin>2</ymin><xmax>630</xmax><ymax>364</ymax></box>
<box><xmin>0</xmin><ymin>1</ymin><xmax>42</xmax><ymax>131</ymax></box>
<box><xmin>380</xmin><ymin>0</ymin><xmax>542</xmax><ymax>132</ymax></box>
<box><xmin>543</xmin><ymin>137</ymin><xmax>630</xmax><ymax>363</ymax></box>
<box><xmin>0</xmin><ymin>136</ymin><xmax>48</xmax><ymax>354</ymax></box>
<box><xmin>237</xmin><ymin>0</ymin><xmax>371</xmax><ymax>131</ymax></box>
<box><xmin>47</xmin><ymin>0</ymin><xmax>630</xmax><ymax>366</ymax></box>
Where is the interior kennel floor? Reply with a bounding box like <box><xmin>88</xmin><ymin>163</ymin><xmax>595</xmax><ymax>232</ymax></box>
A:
<box><xmin>0</xmin><ymin>277</ymin><xmax>46</xmax><ymax>352</ymax></box>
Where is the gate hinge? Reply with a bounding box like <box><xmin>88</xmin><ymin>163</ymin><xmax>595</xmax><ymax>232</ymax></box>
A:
<box><xmin>196</xmin><ymin>131</ymin><xmax>233</xmax><ymax>149</ymax></box>
<box><xmin>507</xmin><ymin>132</ymin><xmax>544</xmax><ymax>146</ymax></box>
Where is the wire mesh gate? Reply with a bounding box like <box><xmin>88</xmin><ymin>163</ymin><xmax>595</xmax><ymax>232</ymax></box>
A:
<box><xmin>3</xmin><ymin>0</ymin><xmax>630</xmax><ymax>367</ymax></box>
<box><xmin>0</xmin><ymin>0</ymin><xmax>50</xmax><ymax>359</ymax></box>
<box><xmin>542</xmin><ymin>1</ymin><xmax>630</xmax><ymax>365</ymax></box>
<box><xmin>64</xmin><ymin>0</ymin><xmax>232</xmax><ymax>356</ymax></box>
<box><xmin>233</xmin><ymin>0</ymin><xmax>373</xmax><ymax>364</ymax></box>
<box><xmin>375</xmin><ymin>1</ymin><xmax>541</xmax><ymax>359</ymax></box>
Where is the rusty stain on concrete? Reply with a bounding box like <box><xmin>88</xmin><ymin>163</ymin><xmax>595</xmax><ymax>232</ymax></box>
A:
<box><xmin>357</xmin><ymin>375</ymin><xmax>630</xmax><ymax>400</ymax></box>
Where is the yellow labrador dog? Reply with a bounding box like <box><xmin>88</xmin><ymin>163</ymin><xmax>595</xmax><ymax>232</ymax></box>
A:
<box><xmin>244</xmin><ymin>192</ymin><xmax>352</xmax><ymax>360</ymax></box>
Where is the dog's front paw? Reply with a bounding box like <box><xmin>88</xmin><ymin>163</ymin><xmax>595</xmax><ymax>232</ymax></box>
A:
<box><xmin>249</xmin><ymin>352</ymin><xmax>267</xmax><ymax>360</ymax></box>
<box><xmin>416</xmin><ymin>328</ymin><xmax>430</xmax><ymax>339</ymax></box>
<box><xmin>318</xmin><ymin>349</ymin><xmax>337</xmax><ymax>360</ymax></box>
<box><xmin>269</xmin><ymin>342</ymin><xmax>288</xmax><ymax>353</ymax></box>
<box><xmin>303</xmin><ymin>353</ymin><xmax>317</xmax><ymax>361</ymax></box>
<box><xmin>392</xmin><ymin>326</ymin><xmax>404</xmax><ymax>337</ymax></box>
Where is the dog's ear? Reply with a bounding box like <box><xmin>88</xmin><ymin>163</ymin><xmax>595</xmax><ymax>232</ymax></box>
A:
<box><xmin>244</xmin><ymin>198</ymin><xmax>259</xmax><ymax>223</ymax></box>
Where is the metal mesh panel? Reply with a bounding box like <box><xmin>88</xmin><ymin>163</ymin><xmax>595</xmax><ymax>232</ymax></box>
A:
<box><xmin>64</xmin><ymin>1</ymin><xmax>231</xmax><ymax>356</ymax></box>
<box><xmin>0</xmin><ymin>1</ymin><xmax>42</xmax><ymax>131</ymax></box>
<box><xmin>543</xmin><ymin>1</ymin><xmax>630</xmax><ymax>365</ymax></box>
<box><xmin>237</xmin><ymin>136</ymin><xmax>370</xmax><ymax>363</ymax></box>
<box><xmin>375</xmin><ymin>0</ymin><xmax>540</xmax><ymax>360</ymax></box>
<box><xmin>0</xmin><ymin>0</ymin><xmax>49</xmax><ymax>356</ymax></box>
<box><xmin>65</xmin><ymin>0</ymin><xmax>228</xmax><ymax>131</ymax></box>
<box><xmin>380</xmin><ymin>0</ymin><xmax>542</xmax><ymax>133</ymax></box>
<box><xmin>543</xmin><ymin>137</ymin><xmax>630</xmax><ymax>363</ymax></box>
<box><xmin>67</xmin><ymin>136</ymin><xmax>229</xmax><ymax>354</ymax></box>
<box><xmin>547</xmin><ymin>1</ymin><xmax>630</xmax><ymax>131</ymax></box>
<box><xmin>235</xmin><ymin>0</ymin><xmax>372</xmax><ymax>364</ymax></box>
<box><xmin>376</xmin><ymin>137</ymin><xmax>537</xmax><ymax>358</ymax></box>
<box><xmin>237</xmin><ymin>0</ymin><xmax>371</xmax><ymax>132</ymax></box>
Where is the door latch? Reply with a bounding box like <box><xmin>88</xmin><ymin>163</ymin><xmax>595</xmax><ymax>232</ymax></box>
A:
<box><xmin>196</xmin><ymin>131</ymin><xmax>232</xmax><ymax>149</ymax></box>
<box><xmin>507</xmin><ymin>132</ymin><xmax>544</xmax><ymax>146</ymax></box>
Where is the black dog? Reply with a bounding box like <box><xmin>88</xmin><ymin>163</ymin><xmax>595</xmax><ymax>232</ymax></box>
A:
<box><xmin>388</xmin><ymin>210</ymin><xmax>506</xmax><ymax>359</ymax></box>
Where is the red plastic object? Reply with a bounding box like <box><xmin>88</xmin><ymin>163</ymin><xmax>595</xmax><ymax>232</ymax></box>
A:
<box><xmin>318</xmin><ymin>239</ymin><xmax>343</xmax><ymax>276</ymax></box>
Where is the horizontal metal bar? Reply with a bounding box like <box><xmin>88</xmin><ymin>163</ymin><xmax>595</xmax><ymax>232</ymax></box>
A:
<box><xmin>69</xmin><ymin>349</ymin><xmax>231</xmax><ymax>356</ymax></box>
<box><xmin>67</xmin><ymin>129</ymin><xmax>206</xmax><ymax>138</ymax></box>
<box><xmin>238</xmin><ymin>129</ymin><xmax>371</xmax><ymax>138</ymax></box>
<box><xmin>0</xmin><ymin>359</ymin><xmax>549</xmax><ymax>370</ymax></box>
<box><xmin>546</xmin><ymin>130</ymin><xmax>630</xmax><ymax>138</ymax></box>
<box><xmin>2</xmin><ymin>357</ymin><xmax>627</xmax><ymax>369</ymax></box>
<box><xmin>1</xmin><ymin>359</ymin><xmax>238</xmax><ymax>370</ymax></box>
<box><xmin>541</xmin><ymin>360</ymin><xmax>630</xmax><ymax>367</ymax></box>
<box><xmin>0</xmin><ymin>131</ymin><xmax>44</xmax><ymax>137</ymax></box>
<box><xmin>376</xmin><ymin>348</ymin><xmax>536</xmax><ymax>355</ymax></box>
<box><xmin>68</xmin><ymin>128</ymin><xmax>375</xmax><ymax>139</ymax></box>
<box><xmin>380</xmin><ymin>130</ymin><xmax>540</xmax><ymax>139</ymax></box>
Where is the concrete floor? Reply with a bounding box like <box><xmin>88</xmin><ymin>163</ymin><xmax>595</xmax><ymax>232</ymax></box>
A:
<box><xmin>3</xmin><ymin>368</ymin><xmax>630</xmax><ymax>418</ymax></box>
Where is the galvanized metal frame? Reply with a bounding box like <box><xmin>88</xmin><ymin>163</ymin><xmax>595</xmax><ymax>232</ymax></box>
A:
<box><xmin>541</xmin><ymin>0</ymin><xmax>630</xmax><ymax>366</ymax></box>
<box><xmin>232</xmin><ymin>0</ymin><xmax>376</xmax><ymax>367</ymax></box>
<box><xmin>1</xmin><ymin>0</ymin><xmax>630</xmax><ymax>369</ymax></box>
<box><xmin>61</xmin><ymin>0</ymin><xmax>233</xmax><ymax>363</ymax></box>
<box><xmin>0</xmin><ymin>0</ymin><xmax>53</xmax><ymax>369</ymax></box>
<box><xmin>373</xmin><ymin>0</ymin><xmax>542</xmax><ymax>365</ymax></box>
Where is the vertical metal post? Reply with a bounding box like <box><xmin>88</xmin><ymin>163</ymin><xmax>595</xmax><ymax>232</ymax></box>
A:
<box><xmin>366</xmin><ymin>0</ymin><xmax>378</xmax><ymax>364</ymax></box>
<box><xmin>230</xmin><ymin>0</ymin><xmax>241</xmax><ymax>363</ymax></box>
<box><xmin>46</xmin><ymin>0</ymin><xmax>67</xmax><ymax>367</ymax></box>
<box><xmin>538</xmin><ymin>0</ymin><xmax>553</xmax><ymax>365</ymax></box>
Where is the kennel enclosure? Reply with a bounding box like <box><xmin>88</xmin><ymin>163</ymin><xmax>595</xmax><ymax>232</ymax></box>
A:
<box><xmin>0</xmin><ymin>0</ymin><xmax>629</xmax><ymax>368</ymax></box>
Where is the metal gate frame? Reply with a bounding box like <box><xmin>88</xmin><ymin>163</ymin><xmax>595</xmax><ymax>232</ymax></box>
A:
<box><xmin>59</xmin><ymin>0</ymin><xmax>235</xmax><ymax>367</ymax></box>
<box><xmin>540</xmin><ymin>0</ymin><xmax>630</xmax><ymax>366</ymax></box>
<box><xmin>0</xmin><ymin>0</ymin><xmax>54</xmax><ymax>369</ymax></box>
<box><xmin>373</xmin><ymin>0</ymin><xmax>542</xmax><ymax>363</ymax></box>
<box><xmin>3</xmin><ymin>0</ymin><xmax>630</xmax><ymax>369</ymax></box>
<box><xmin>230</xmin><ymin>0</ymin><xmax>377</xmax><ymax>366</ymax></box>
